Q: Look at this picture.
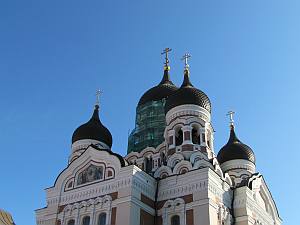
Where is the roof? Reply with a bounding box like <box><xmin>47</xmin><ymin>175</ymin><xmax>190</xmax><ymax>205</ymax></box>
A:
<box><xmin>0</xmin><ymin>209</ymin><xmax>15</xmax><ymax>225</ymax></box>
<box><xmin>72</xmin><ymin>105</ymin><xmax>112</xmax><ymax>148</ymax></box>
<box><xmin>138</xmin><ymin>69</ymin><xmax>178</xmax><ymax>106</ymax></box>
<box><xmin>165</xmin><ymin>69</ymin><xmax>211</xmax><ymax>113</ymax></box>
<box><xmin>217</xmin><ymin>125</ymin><xmax>255</xmax><ymax>164</ymax></box>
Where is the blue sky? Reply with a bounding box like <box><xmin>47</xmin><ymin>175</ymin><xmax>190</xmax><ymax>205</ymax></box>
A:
<box><xmin>0</xmin><ymin>0</ymin><xmax>299</xmax><ymax>224</ymax></box>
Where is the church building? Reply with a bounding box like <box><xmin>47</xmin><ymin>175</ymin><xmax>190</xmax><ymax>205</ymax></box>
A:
<box><xmin>35</xmin><ymin>49</ymin><xmax>282</xmax><ymax>225</ymax></box>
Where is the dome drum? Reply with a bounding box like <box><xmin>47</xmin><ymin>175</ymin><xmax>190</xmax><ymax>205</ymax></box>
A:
<box><xmin>219</xmin><ymin>159</ymin><xmax>256</xmax><ymax>174</ymax></box>
<box><xmin>165</xmin><ymin>104</ymin><xmax>211</xmax><ymax>125</ymax></box>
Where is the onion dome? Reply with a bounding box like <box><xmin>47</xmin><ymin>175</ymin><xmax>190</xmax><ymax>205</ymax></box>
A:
<box><xmin>165</xmin><ymin>68</ymin><xmax>211</xmax><ymax>114</ymax></box>
<box><xmin>217</xmin><ymin>125</ymin><xmax>255</xmax><ymax>164</ymax></box>
<box><xmin>138</xmin><ymin>69</ymin><xmax>178</xmax><ymax>106</ymax></box>
<box><xmin>72</xmin><ymin>104</ymin><xmax>112</xmax><ymax>148</ymax></box>
<box><xmin>0</xmin><ymin>209</ymin><xmax>15</xmax><ymax>225</ymax></box>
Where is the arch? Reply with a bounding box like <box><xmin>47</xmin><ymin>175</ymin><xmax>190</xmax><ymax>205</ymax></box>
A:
<box><xmin>190</xmin><ymin>151</ymin><xmax>207</xmax><ymax>164</ymax></box>
<box><xmin>175</xmin><ymin>126</ymin><xmax>183</xmax><ymax>146</ymax></box>
<box><xmin>160</xmin><ymin>151</ymin><xmax>167</xmax><ymax>166</ymax></box>
<box><xmin>191</xmin><ymin>124</ymin><xmax>200</xmax><ymax>144</ymax></box>
<box><xmin>167</xmin><ymin>153</ymin><xmax>184</xmax><ymax>168</ymax></box>
<box><xmin>171</xmin><ymin>215</ymin><xmax>180</xmax><ymax>225</ymax></box>
<box><xmin>193</xmin><ymin>159</ymin><xmax>214</xmax><ymax>170</ymax></box>
<box><xmin>145</xmin><ymin>157</ymin><xmax>153</xmax><ymax>173</ymax></box>
<box><xmin>140</xmin><ymin>147</ymin><xmax>156</xmax><ymax>158</ymax></box>
<box><xmin>173</xmin><ymin>160</ymin><xmax>192</xmax><ymax>175</ymax></box>
<box><xmin>67</xmin><ymin>219</ymin><xmax>75</xmax><ymax>225</ymax></box>
<box><xmin>97</xmin><ymin>213</ymin><xmax>107</xmax><ymax>225</ymax></box>
<box><xmin>82</xmin><ymin>216</ymin><xmax>90</xmax><ymax>225</ymax></box>
<box><xmin>154</xmin><ymin>166</ymin><xmax>172</xmax><ymax>178</ymax></box>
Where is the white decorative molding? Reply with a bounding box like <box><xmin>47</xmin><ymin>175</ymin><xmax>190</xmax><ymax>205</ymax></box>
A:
<box><xmin>166</xmin><ymin>104</ymin><xmax>211</xmax><ymax>125</ymax></box>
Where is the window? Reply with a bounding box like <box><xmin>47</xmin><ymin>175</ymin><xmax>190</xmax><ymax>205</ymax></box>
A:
<box><xmin>192</xmin><ymin>128</ymin><xmax>200</xmax><ymax>144</ymax></box>
<box><xmin>160</xmin><ymin>152</ymin><xmax>167</xmax><ymax>166</ymax></box>
<box><xmin>82</xmin><ymin>216</ymin><xmax>90</xmax><ymax>225</ymax></box>
<box><xmin>67</xmin><ymin>219</ymin><xmax>75</xmax><ymax>225</ymax></box>
<box><xmin>98</xmin><ymin>213</ymin><xmax>106</xmax><ymax>225</ymax></box>
<box><xmin>169</xmin><ymin>136</ymin><xmax>174</xmax><ymax>145</ymax></box>
<box><xmin>175</xmin><ymin>129</ymin><xmax>183</xmax><ymax>146</ymax></box>
<box><xmin>171</xmin><ymin>215</ymin><xmax>180</xmax><ymax>225</ymax></box>
<box><xmin>145</xmin><ymin>157</ymin><xmax>153</xmax><ymax>173</ymax></box>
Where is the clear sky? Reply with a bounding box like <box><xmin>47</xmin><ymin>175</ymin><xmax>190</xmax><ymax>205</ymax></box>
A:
<box><xmin>0</xmin><ymin>0</ymin><xmax>299</xmax><ymax>224</ymax></box>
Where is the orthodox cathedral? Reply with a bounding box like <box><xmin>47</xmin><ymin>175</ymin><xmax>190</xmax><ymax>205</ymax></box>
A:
<box><xmin>35</xmin><ymin>49</ymin><xmax>281</xmax><ymax>225</ymax></box>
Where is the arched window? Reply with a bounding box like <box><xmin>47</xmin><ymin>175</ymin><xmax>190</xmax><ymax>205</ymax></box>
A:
<box><xmin>192</xmin><ymin>127</ymin><xmax>200</xmax><ymax>144</ymax></box>
<box><xmin>171</xmin><ymin>215</ymin><xmax>180</xmax><ymax>225</ymax></box>
<box><xmin>98</xmin><ymin>213</ymin><xmax>106</xmax><ymax>225</ymax></box>
<box><xmin>175</xmin><ymin>129</ymin><xmax>183</xmax><ymax>146</ymax></box>
<box><xmin>67</xmin><ymin>219</ymin><xmax>75</xmax><ymax>225</ymax></box>
<box><xmin>160</xmin><ymin>152</ymin><xmax>167</xmax><ymax>166</ymax></box>
<box><xmin>145</xmin><ymin>157</ymin><xmax>153</xmax><ymax>173</ymax></box>
<box><xmin>82</xmin><ymin>216</ymin><xmax>90</xmax><ymax>225</ymax></box>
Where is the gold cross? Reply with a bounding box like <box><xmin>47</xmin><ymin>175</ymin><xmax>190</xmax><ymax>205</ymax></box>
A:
<box><xmin>161</xmin><ymin>48</ymin><xmax>172</xmax><ymax>67</ymax></box>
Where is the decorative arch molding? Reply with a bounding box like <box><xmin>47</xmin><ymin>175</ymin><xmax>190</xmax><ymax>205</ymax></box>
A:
<box><xmin>125</xmin><ymin>152</ymin><xmax>139</xmax><ymax>164</ymax></box>
<box><xmin>224</xmin><ymin>173</ymin><xmax>233</xmax><ymax>186</ymax></box>
<box><xmin>154</xmin><ymin>166</ymin><xmax>173</xmax><ymax>179</ymax></box>
<box><xmin>186</xmin><ymin>119</ymin><xmax>205</xmax><ymax>128</ymax></box>
<box><xmin>167</xmin><ymin>153</ymin><xmax>184</xmax><ymax>168</ymax></box>
<box><xmin>51</xmin><ymin>146</ymin><xmax>123</xmax><ymax>194</ymax></box>
<box><xmin>248</xmin><ymin>175</ymin><xmax>281</xmax><ymax>222</ymax></box>
<box><xmin>161</xmin><ymin>198</ymin><xmax>186</xmax><ymax>225</ymax></box>
<box><xmin>212</xmin><ymin>158</ymin><xmax>224</xmax><ymax>178</ymax></box>
<box><xmin>167</xmin><ymin>118</ymin><xmax>186</xmax><ymax>131</ymax></box>
<box><xmin>193</xmin><ymin>159</ymin><xmax>214</xmax><ymax>170</ymax></box>
<box><xmin>165</xmin><ymin>104</ymin><xmax>211</xmax><ymax>125</ymax></box>
<box><xmin>173</xmin><ymin>160</ymin><xmax>192</xmax><ymax>175</ymax></box>
<box><xmin>190</xmin><ymin>151</ymin><xmax>208</xmax><ymax>165</ymax></box>
<box><xmin>140</xmin><ymin>147</ymin><xmax>156</xmax><ymax>158</ymax></box>
<box><xmin>60</xmin><ymin>195</ymin><xmax>112</xmax><ymax>225</ymax></box>
<box><xmin>156</xmin><ymin>142</ymin><xmax>167</xmax><ymax>153</ymax></box>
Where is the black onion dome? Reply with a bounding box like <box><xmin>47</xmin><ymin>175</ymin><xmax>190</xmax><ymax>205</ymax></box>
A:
<box><xmin>217</xmin><ymin>125</ymin><xmax>255</xmax><ymax>164</ymax></box>
<box><xmin>72</xmin><ymin>105</ymin><xmax>112</xmax><ymax>148</ymax></box>
<box><xmin>138</xmin><ymin>69</ymin><xmax>178</xmax><ymax>106</ymax></box>
<box><xmin>165</xmin><ymin>70</ymin><xmax>211</xmax><ymax>113</ymax></box>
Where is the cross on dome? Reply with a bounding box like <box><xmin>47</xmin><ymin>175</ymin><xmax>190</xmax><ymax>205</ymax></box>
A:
<box><xmin>181</xmin><ymin>53</ymin><xmax>191</xmax><ymax>69</ymax></box>
<box><xmin>227</xmin><ymin>111</ymin><xmax>235</xmax><ymax>126</ymax></box>
<box><xmin>161</xmin><ymin>47</ymin><xmax>172</xmax><ymax>70</ymax></box>
<box><xmin>95</xmin><ymin>89</ymin><xmax>103</xmax><ymax>106</ymax></box>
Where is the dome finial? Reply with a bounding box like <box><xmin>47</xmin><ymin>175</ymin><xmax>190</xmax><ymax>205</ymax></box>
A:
<box><xmin>181</xmin><ymin>53</ymin><xmax>193</xmax><ymax>87</ymax></box>
<box><xmin>227</xmin><ymin>111</ymin><xmax>235</xmax><ymax>127</ymax></box>
<box><xmin>161</xmin><ymin>47</ymin><xmax>172</xmax><ymax>71</ymax></box>
<box><xmin>181</xmin><ymin>53</ymin><xmax>191</xmax><ymax>71</ymax></box>
<box><xmin>95</xmin><ymin>89</ymin><xmax>103</xmax><ymax>108</ymax></box>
